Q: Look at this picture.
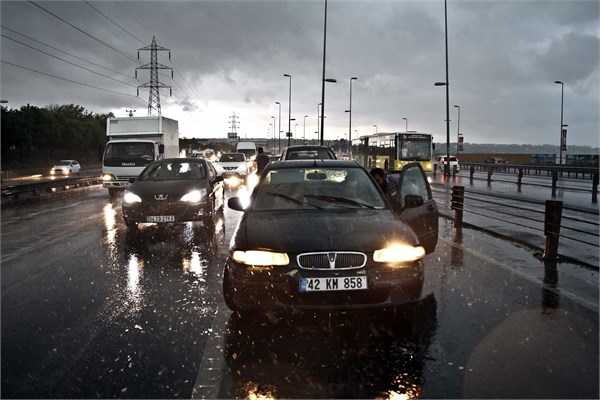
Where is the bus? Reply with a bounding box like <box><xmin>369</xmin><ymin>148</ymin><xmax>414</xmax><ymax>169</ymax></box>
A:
<box><xmin>352</xmin><ymin>132</ymin><xmax>434</xmax><ymax>172</ymax></box>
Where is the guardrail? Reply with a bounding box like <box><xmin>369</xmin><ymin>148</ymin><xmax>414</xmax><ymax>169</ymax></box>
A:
<box><xmin>433</xmin><ymin>184</ymin><xmax>599</xmax><ymax>269</ymax></box>
<box><xmin>1</xmin><ymin>176</ymin><xmax>102</xmax><ymax>204</ymax></box>
<box><xmin>435</xmin><ymin>163</ymin><xmax>599</xmax><ymax>203</ymax></box>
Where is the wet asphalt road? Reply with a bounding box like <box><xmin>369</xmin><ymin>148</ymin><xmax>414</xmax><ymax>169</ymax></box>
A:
<box><xmin>1</xmin><ymin>184</ymin><xmax>598</xmax><ymax>399</ymax></box>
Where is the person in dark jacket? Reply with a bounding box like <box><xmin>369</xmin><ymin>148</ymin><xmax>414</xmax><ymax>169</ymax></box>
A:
<box><xmin>255</xmin><ymin>146</ymin><xmax>270</xmax><ymax>174</ymax></box>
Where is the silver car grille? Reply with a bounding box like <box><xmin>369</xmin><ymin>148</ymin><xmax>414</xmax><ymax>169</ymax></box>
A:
<box><xmin>297</xmin><ymin>252</ymin><xmax>367</xmax><ymax>270</ymax></box>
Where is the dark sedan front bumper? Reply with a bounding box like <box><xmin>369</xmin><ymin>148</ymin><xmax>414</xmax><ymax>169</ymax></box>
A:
<box><xmin>123</xmin><ymin>201</ymin><xmax>211</xmax><ymax>223</ymax></box>
<box><xmin>223</xmin><ymin>260</ymin><xmax>424</xmax><ymax>311</ymax></box>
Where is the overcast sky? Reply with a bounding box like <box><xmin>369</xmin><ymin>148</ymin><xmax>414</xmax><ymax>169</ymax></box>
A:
<box><xmin>1</xmin><ymin>0</ymin><xmax>598</xmax><ymax>148</ymax></box>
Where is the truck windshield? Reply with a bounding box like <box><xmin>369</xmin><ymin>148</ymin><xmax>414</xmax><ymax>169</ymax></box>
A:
<box><xmin>104</xmin><ymin>142</ymin><xmax>155</xmax><ymax>165</ymax></box>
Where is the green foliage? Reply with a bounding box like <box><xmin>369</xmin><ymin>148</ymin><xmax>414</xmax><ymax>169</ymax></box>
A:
<box><xmin>1</xmin><ymin>104</ymin><xmax>114</xmax><ymax>169</ymax></box>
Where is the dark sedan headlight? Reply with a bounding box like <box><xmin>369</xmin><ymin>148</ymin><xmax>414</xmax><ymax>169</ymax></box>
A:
<box><xmin>123</xmin><ymin>191</ymin><xmax>142</xmax><ymax>204</ymax></box>
<box><xmin>180</xmin><ymin>189</ymin><xmax>207</xmax><ymax>204</ymax></box>
<box><xmin>373</xmin><ymin>244</ymin><xmax>425</xmax><ymax>263</ymax></box>
<box><xmin>232</xmin><ymin>250</ymin><xmax>290</xmax><ymax>266</ymax></box>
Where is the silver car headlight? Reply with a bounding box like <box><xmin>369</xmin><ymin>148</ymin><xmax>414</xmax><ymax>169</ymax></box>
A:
<box><xmin>123</xmin><ymin>191</ymin><xmax>142</xmax><ymax>204</ymax></box>
<box><xmin>373</xmin><ymin>244</ymin><xmax>425</xmax><ymax>263</ymax></box>
<box><xmin>232</xmin><ymin>250</ymin><xmax>290</xmax><ymax>266</ymax></box>
<box><xmin>180</xmin><ymin>189</ymin><xmax>207</xmax><ymax>203</ymax></box>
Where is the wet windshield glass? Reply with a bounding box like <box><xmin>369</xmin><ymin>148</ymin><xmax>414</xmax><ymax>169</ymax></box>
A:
<box><xmin>138</xmin><ymin>161</ymin><xmax>206</xmax><ymax>181</ymax></box>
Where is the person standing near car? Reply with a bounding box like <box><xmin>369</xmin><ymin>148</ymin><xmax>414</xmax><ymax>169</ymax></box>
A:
<box><xmin>255</xmin><ymin>146</ymin><xmax>270</xmax><ymax>174</ymax></box>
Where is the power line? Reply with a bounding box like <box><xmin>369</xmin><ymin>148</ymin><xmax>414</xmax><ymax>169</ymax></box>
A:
<box><xmin>1</xmin><ymin>60</ymin><xmax>144</xmax><ymax>100</ymax></box>
<box><xmin>1</xmin><ymin>34</ymin><xmax>138</xmax><ymax>88</ymax></box>
<box><xmin>28</xmin><ymin>1</ymin><xmax>140</xmax><ymax>64</ymax></box>
<box><xmin>1</xmin><ymin>25</ymin><xmax>136</xmax><ymax>81</ymax></box>
<box><xmin>83</xmin><ymin>1</ymin><xmax>145</xmax><ymax>46</ymax></box>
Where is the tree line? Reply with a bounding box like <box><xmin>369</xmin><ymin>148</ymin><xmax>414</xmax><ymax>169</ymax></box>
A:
<box><xmin>1</xmin><ymin>104</ymin><xmax>113</xmax><ymax>169</ymax></box>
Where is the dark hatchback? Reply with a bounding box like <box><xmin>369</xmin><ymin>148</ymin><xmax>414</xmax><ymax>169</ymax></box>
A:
<box><xmin>223</xmin><ymin>160</ymin><xmax>438</xmax><ymax>313</ymax></box>
<box><xmin>122</xmin><ymin>158</ymin><xmax>224</xmax><ymax>229</ymax></box>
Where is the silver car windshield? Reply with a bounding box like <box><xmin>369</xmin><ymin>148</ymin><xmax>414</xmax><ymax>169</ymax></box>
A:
<box><xmin>253</xmin><ymin>167</ymin><xmax>386</xmax><ymax>210</ymax></box>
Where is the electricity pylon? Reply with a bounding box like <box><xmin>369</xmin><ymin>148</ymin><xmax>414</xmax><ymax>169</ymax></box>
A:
<box><xmin>135</xmin><ymin>36</ymin><xmax>172</xmax><ymax>116</ymax></box>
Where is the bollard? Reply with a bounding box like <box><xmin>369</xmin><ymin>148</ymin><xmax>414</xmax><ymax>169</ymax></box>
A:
<box><xmin>551</xmin><ymin>170</ymin><xmax>558</xmax><ymax>197</ymax></box>
<box><xmin>543</xmin><ymin>200</ymin><xmax>563</xmax><ymax>260</ymax></box>
<box><xmin>517</xmin><ymin>168</ymin><xmax>523</xmax><ymax>189</ymax></box>
<box><xmin>451</xmin><ymin>186</ymin><xmax>465</xmax><ymax>231</ymax></box>
<box><xmin>592</xmin><ymin>171</ymin><xmax>598</xmax><ymax>202</ymax></box>
<box><xmin>469</xmin><ymin>165</ymin><xmax>474</xmax><ymax>184</ymax></box>
<box><xmin>487</xmin><ymin>166</ymin><xmax>492</xmax><ymax>184</ymax></box>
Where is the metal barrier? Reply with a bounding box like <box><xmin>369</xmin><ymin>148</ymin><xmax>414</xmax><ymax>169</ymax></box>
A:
<box><xmin>434</xmin><ymin>185</ymin><xmax>599</xmax><ymax>269</ymax></box>
<box><xmin>1</xmin><ymin>176</ymin><xmax>102</xmax><ymax>204</ymax></box>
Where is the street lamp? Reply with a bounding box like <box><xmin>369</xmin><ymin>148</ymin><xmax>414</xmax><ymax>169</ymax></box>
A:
<box><xmin>275</xmin><ymin>101</ymin><xmax>282</xmax><ymax>153</ymax></box>
<box><xmin>288</xmin><ymin>118</ymin><xmax>296</xmax><ymax>146</ymax></box>
<box><xmin>320</xmin><ymin>78</ymin><xmax>337</xmax><ymax>144</ymax></box>
<box><xmin>317</xmin><ymin>103</ymin><xmax>322</xmax><ymax>145</ymax></box>
<box><xmin>303</xmin><ymin>115</ymin><xmax>308</xmax><ymax>141</ymax></box>
<box><xmin>284</xmin><ymin>74</ymin><xmax>292</xmax><ymax>147</ymax></box>
<box><xmin>373</xmin><ymin>124</ymin><xmax>377</xmax><ymax>133</ymax></box>
<box><xmin>555</xmin><ymin>80</ymin><xmax>565</xmax><ymax>165</ymax></box>
<box><xmin>402</xmin><ymin>117</ymin><xmax>408</xmax><ymax>132</ymax></box>
<box><xmin>434</xmin><ymin>1</ymin><xmax>451</xmax><ymax>175</ymax></box>
<box><xmin>454</xmin><ymin>105</ymin><xmax>460</xmax><ymax>157</ymax></box>
<box><xmin>271</xmin><ymin>115</ymin><xmax>276</xmax><ymax>153</ymax></box>
<box><xmin>347</xmin><ymin>77</ymin><xmax>357</xmax><ymax>156</ymax></box>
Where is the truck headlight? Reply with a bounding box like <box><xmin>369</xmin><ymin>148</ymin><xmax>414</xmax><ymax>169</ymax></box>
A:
<box><xmin>102</xmin><ymin>174</ymin><xmax>114</xmax><ymax>181</ymax></box>
<box><xmin>123</xmin><ymin>191</ymin><xmax>142</xmax><ymax>204</ymax></box>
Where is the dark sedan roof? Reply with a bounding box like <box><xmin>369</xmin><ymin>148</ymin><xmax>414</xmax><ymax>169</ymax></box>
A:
<box><xmin>266</xmin><ymin>159</ymin><xmax>360</xmax><ymax>169</ymax></box>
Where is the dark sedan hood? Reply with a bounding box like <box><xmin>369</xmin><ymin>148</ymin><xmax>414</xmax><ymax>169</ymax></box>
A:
<box><xmin>238</xmin><ymin>210</ymin><xmax>418</xmax><ymax>253</ymax></box>
<box><xmin>130</xmin><ymin>179</ymin><xmax>205</xmax><ymax>200</ymax></box>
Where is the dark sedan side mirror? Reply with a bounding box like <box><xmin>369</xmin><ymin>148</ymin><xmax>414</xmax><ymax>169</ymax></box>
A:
<box><xmin>228</xmin><ymin>197</ymin><xmax>244</xmax><ymax>211</ymax></box>
<box><xmin>403</xmin><ymin>194</ymin><xmax>424</xmax><ymax>209</ymax></box>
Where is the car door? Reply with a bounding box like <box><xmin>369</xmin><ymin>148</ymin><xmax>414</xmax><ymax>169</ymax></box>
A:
<box><xmin>389</xmin><ymin>163</ymin><xmax>438</xmax><ymax>254</ymax></box>
<box><xmin>207</xmin><ymin>161</ymin><xmax>224</xmax><ymax>210</ymax></box>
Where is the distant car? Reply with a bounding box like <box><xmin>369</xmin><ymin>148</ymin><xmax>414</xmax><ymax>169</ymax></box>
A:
<box><xmin>436</xmin><ymin>156</ymin><xmax>459</xmax><ymax>171</ymax></box>
<box><xmin>280</xmin><ymin>145</ymin><xmax>337</xmax><ymax>161</ymax></box>
<box><xmin>216</xmin><ymin>153</ymin><xmax>250</xmax><ymax>178</ymax></box>
<box><xmin>223</xmin><ymin>160</ymin><xmax>438</xmax><ymax>313</ymax></box>
<box><xmin>50</xmin><ymin>160</ymin><xmax>81</xmax><ymax>175</ymax></box>
<box><xmin>122</xmin><ymin>158</ymin><xmax>224</xmax><ymax>229</ymax></box>
<box><xmin>483</xmin><ymin>157</ymin><xmax>507</xmax><ymax>164</ymax></box>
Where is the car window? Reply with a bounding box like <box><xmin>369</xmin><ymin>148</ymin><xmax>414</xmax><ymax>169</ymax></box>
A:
<box><xmin>139</xmin><ymin>161</ymin><xmax>205</xmax><ymax>181</ymax></box>
<box><xmin>220</xmin><ymin>154</ymin><xmax>245</xmax><ymax>162</ymax></box>
<box><xmin>253</xmin><ymin>167</ymin><xmax>385</xmax><ymax>210</ymax></box>
<box><xmin>396</xmin><ymin>166</ymin><xmax>430</xmax><ymax>209</ymax></box>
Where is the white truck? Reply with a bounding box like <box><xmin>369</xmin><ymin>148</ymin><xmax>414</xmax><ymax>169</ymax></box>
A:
<box><xmin>101</xmin><ymin>116</ymin><xmax>179</xmax><ymax>196</ymax></box>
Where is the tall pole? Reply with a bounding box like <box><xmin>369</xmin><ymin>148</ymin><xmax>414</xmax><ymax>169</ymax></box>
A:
<box><xmin>276</xmin><ymin>101</ymin><xmax>282</xmax><ymax>153</ymax></box>
<box><xmin>555</xmin><ymin>81</ymin><xmax>564</xmax><ymax>165</ymax></box>
<box><xmin>403</xmin><ymin>117</ymin><xmax>408</xmax><ymax>132</ymax></box>
<box><xmin>444</xmin><ymin>0</ymin><xmax>450</xmax><ymax>175</ymax></box>
<box><xmin>317</xmin><ymin>103</ymin><xmax>322</xmax><ymax>145</ymax></box>
<box><xmin>271</xmin><ymin>116</ymin><xmax>276</xmax><ymax>153</ymax></box>
<box><xmin>454</xmin><ymin>105</ymin><xmax>460</xmax><ymax>157</ymax></box>
<box><xmin>303</xmin><ymin>115</ymin><xmax>308</xmax><ymax>141</ymax></box>
<box><xmin>320</xmin><ymin>0</ymin><xmax>328</xmax><ymax>145</ymax></box>
<box><xmin>284</xmin><ymin>74</ymin><xmax>292</xmax><ymax>148</ymax></box>
<box><xmin>348</xmin><ymin>77</ymin><xmax>357</xmax><ymax>156</ymax></box>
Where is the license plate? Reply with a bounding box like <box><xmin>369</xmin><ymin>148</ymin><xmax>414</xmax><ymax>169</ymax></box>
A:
<box><xmin>299</xmin><ymin>276</ymin><xmax>368</xmax><ymax>292</ymax></box>
<box><xmin>146</xmin><ymin>215</ymin><xmax>175</xmax><ymax>223</ymax></box>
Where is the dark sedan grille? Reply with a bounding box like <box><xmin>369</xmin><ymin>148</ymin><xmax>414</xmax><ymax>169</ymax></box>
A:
<box><xmin>297</xmin><ymin>252</ymin><xmax>366</xmax><ymax>270</ymax></box>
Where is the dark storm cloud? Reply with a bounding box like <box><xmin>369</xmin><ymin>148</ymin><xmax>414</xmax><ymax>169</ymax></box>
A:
<box><xmin>0</xmin><ymin>0</ymin><xmax>598</xmax><ymax>146</ymax></box>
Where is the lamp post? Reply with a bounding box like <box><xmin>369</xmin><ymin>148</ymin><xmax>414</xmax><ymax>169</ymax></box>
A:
<box><xmin>275</xmin><ymin>101</ymin><xmax>282</xmax><ymax>153</ymax></box>
<box><xmin>284</xmin><ymin>74</ymin><xmax>292</xmax><ymax>146</ymax></box>
<box><xmin>435</xmin><ymin>0</ymin><xmax>451</xmax><ymax>175</ymax></box>
<box><xmin>454</xmin><ymin>105</ymin><xmax>460</xmax><ymax>157</ymax></box>
<box><xmin>317</xmin><ymin>103</ymin><xmax>322</xmax><ymax>145</ymax></box>
<box><xmin>347</xmin><ymin>77</ymin><xmax>357</xmax><ymax>156</ymax></box>
<box><xmin>303</xmin><ymin>115</ymin><xmax>308</xmax><ymax>141</ymax></box>
<box><xmin>373</xmin><ymin>124</ymin><xmax>377</xmax><ymax>133</ymax></box>
<box><xmin>319</xmin><ymin>0</ymin><xmax>337</xmax><ymax>144</ymax></box>
<box><xmin>288</xmin><ymin>118</ymin><xmax>296</xmax><ymax>146</ymax></box>
<box><xmin>271</xmin><ymin>116</ymin><xmax>276</xmax><ymax>153</ymax></box>
<box><xmin>554</xmin><ymin>80</ymin><xmax>565</xmax><ymax>165</ymax></box>
<box><xmin>403</xmin><ymin>117</ymin><xmax>408</xmax><ymax>132</ymax></box>
<box><xmin>320</xmin><ymin>78</ymin><xmax>337</xmax><ymax>144</ymax></box>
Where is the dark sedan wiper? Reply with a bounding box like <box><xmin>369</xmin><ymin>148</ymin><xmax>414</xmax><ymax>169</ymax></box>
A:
<box><xmin>303</xmin><ymin>194</ymin><xmax>376</xmax><ymax>209</ymax></box>
<box><xmin>265</xmin><ymin>192</ymin><xmax>321</xmax><ymax>209</ymax></box>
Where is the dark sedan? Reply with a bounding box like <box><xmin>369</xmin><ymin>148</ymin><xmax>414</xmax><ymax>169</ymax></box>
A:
<box><xmin>122</xmin><ymin>158</ymin><xmax>224</xmax><ymax>229</ymax></box>
<box><xmin>280</xmin><ymin>145</ymin><xmax>337</xmax><ymax>160</ymax></box>
<box><xmin>223</xmin><ymin>160</ymin><xmax>438</xmax><ymax>313</ymax></box>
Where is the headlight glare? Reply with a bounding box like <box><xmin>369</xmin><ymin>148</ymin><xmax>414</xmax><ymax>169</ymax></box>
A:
<box><xmin>232</xmin><ymin>250</ymin><xmax>289</xmax><ymax>266</ymax></box>
<box><xmin>123</xmin><ymin>191</ymin><xmax>142</xmax><ymax>204</ymax></box>
<box><xmin>373</xmin><ymin>244</ymin><xmax>425</xmax><ymax>263</ymax></box>
<box><xmin>102</xmin><ymin>174</ymin><xmax>114</xmax><ymax>181</ymax></box>
<box><xmin>181</xmin><ymin>189</ymin><xmax>207</xmax><ymax>203</ymax></box>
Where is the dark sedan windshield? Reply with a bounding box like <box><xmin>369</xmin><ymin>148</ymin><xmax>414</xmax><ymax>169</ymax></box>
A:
<box><xmin>253</xmin><ymin>167</ymin><xmax>385</xmax><ymax>210</ymax></box>
<box><xmin>138</xmin><ymin>161</ymin><xmax>206</xmax><ymax>181</ymax></box>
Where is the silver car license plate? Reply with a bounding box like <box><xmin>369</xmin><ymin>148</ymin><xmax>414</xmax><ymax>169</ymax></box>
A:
<box><xmin>146</xmin><ymin>215</ymin><xmax>175</xmax><ymax>223</ymax></box>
